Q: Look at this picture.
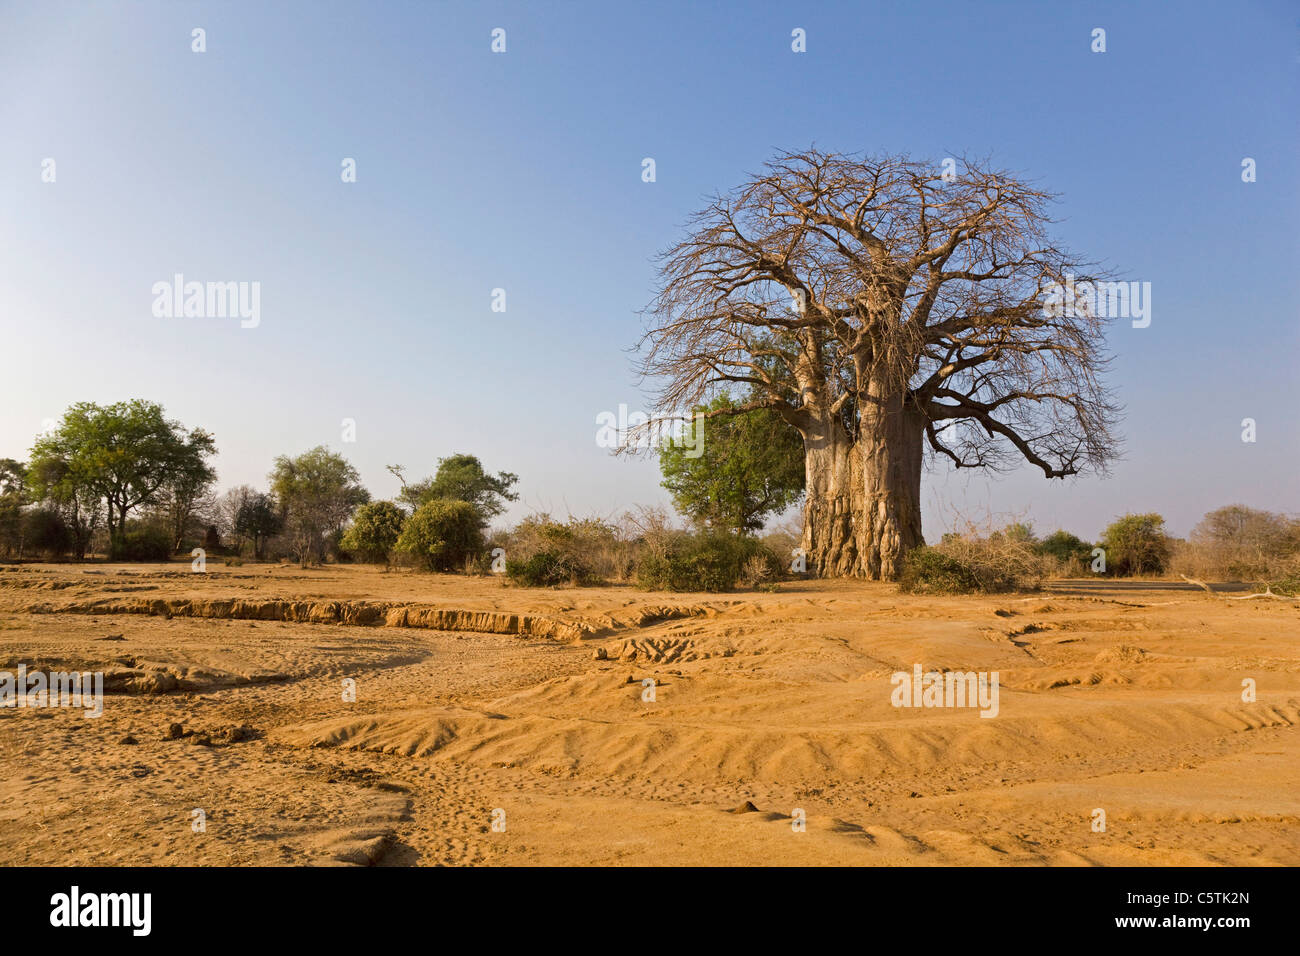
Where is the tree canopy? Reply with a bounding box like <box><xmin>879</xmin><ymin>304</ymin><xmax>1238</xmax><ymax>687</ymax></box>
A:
<box><xmin>659</xmin><ymin>392</ymin><xmax>804</xmax><ymax>534</ymax></box>
<box><xmin>394</xmin><ymin>454</ymin><xmax>518</xmax><ymax>525</ymax></box>
<box><xmin>341</xmin><ymin>500</ymin><xmax>406</xmax><ymax>565</ymax></box>
<box><xmin>27</xmin><ymin>401</ymin><xmax>216</xmax><ymax>558</ymax></box>
<box><xmin>269</xmin><ymin>446</ymin><xmax>369</xmax><ymax>565</ymax></box>
<box><xmin>1101</xmin><ymin>513</ymin><xmax>1170</xmax><ymax>576</ymax></box>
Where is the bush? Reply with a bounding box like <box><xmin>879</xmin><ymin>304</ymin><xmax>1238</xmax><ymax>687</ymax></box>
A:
<box><xmin>1268</xmin><ymin>563</ymin><xmax>1300</xmax><ymax>596</ymax></box>
<box><xmin>22</xmin><ymin>508</ymin><xmax>71</xmax><ymax>559</ymax></box>
<box><xmin>507</xmin><ymin>550</ymin><xmax>593</xmax><ymax>587</ymax></box>
<box><xmin>635</xmin><ymin>532</ymin><xmax>779</xmax><ymax>592</ymax></box>
<box><xmin>500</xmin><ymin>513</ymin><xmax>629</xmax><ymax>586</ymax></box>
<box><xmin>1173</xmin><ymin>505</ymin><xmax>1300</xmax><ymax>585</ymax></box>
<box><xmin>118</xmin><ymin>524</ymin><xmax>172</xmax><ymax>561</ymax></box>
<box><xmin>739</xmin><ymin>553</ymin><xmax>777</xmax><ymax>588</ymax></box>
<box><xmin>761</xmin><ymin>524</ymin><xmax>803</xmax><ymax>575</ymax></box>
<box><xmin>904</xmin><ymin>522</ymin><xmax>1050</xmax><ymax>593</ymax></box>
<box><xmin>898</xmin><ymin>546</ymin><xmax>983</xmax><ymax>594</ymax></box>
<box><xmin>1039</xmin><ymin>530</ymin><xmax>1094</xmax><ymax>567</ymax></box>
<box><xmin>340</xmin><ymin>501</ymin><xmax>405</xmax><ymax>564</ymax></box>
<box><xmin>1101</xmin><ymin>513</ymin><xmax>1170</xmax><ymax>576</ymax></box>
<box><xmin>395</xmin><ymin>499</ymin><xmax>483</xmax><ymax>572</ymax></box>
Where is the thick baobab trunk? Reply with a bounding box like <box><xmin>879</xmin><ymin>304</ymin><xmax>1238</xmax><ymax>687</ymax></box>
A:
<box><xmin>800</xmin><ymin>398</ymin><xmax>924</xmax><ymax>580</ymax></box>
<box><xmin>801</xmin><ymin>421</ymin><xmax>865</xmax><ymax>577</ymax></box>
<box><xmin>859</xmin><ymin>397</ymin><xmax>925</xmax><ymax>579</ymax></box>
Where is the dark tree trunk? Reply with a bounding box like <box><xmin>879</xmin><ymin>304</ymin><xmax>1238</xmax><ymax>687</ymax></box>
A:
<box><xmin>105</xmin><ymin>502</ymin><xmax>118</xmax><ymax>559</ymax></box>
<box><xmin>114</xmin><ymin>508</ymin><xmax>129</xmax><ymax>560</ymax></box>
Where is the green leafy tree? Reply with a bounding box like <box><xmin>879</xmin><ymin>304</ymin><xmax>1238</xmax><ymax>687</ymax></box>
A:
<box><xmin>28</xmin><ymin>401</ymin><xmax>216</xmax><ymax>559</ymax></box>
<box><xmin>235</xmin><ymin>492</ymin><xmax>283</xmax><ymax>559</ymax></box>
<box><xmin>269</xmin><ymin>447</ymin><xmax>369</xmax><ymax>566</ymax></box>
<box><xmin>659</xmin><ymin>393</ymin><xmax>804</xmax><ymax>535</ymax></box>
<box><xmin>395</xmin><ymin>499</ymin><xmax>482</xmax><ymax>571</ymax></box>
<box><xmin>1039</xmin><ymin>529</ymin><xmax>1094</xmax><ymax>565</ymax></box>
<box><xmin>395</xmin><ymin>454</ymin><xmax>518</xmax><ymax>524</ymax></box>
<box><xmin>25</xmin><ymin>455</ymin><xmax>102</xmax><ymax>560</ymax></box>
<box><xmin>1102</xmin><ymin>513</ymin><xmax>1170</xmax><ymax>576</ymax></box>
<box><xmin>341</xmin><ymin>501</ymin><xmax>406</xmax><ymax>566</ymax></box>
<box><xmin>0</xmin><ymin>459</ymin><xmax>28</xmax><ymax>558</ymax></box>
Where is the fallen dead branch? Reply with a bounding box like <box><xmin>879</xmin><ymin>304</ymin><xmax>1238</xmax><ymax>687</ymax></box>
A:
<box><xmin>1225</xmin><ymin>588</ymin><xmax>1299</xmax><ymax>602</ymax></box>
<box><xmin>1181</xmin><ymin>573</ymin><xmax>1298</xmax><ymax>602</ymax></box>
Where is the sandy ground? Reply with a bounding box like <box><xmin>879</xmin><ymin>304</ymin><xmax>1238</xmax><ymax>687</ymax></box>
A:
<box><xmin>1</xmin><ymin>561</ymin><xmax>1297</xmax><ymax>866</ymax></box>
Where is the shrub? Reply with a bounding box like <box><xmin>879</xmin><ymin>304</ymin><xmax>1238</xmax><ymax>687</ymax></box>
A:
<box><xmin>996</xmin><ymin>522</ymin><xmax>1038</xmax><ymax>546</ymax></box>
<box><xmin>566</xmin><ymin>517</ymin><xmax>636</xmax><ymax>581</ymax></box>
<box><xmin>739</xmin><ymin>553</ymin><xmax>778</xmax><ymax>589</ymax></box>
<box><xmin>22</xmin><ymin>508</ymin><xmax>71</xmax><ymax>560</ymax></box>
<box><xmin>395</xmin><ymin>499</ymin><xmax>483</xmax><ymax>572</ymax></box>
<box><xmin>500</xmin><ymin>513</ymin><xmax>628</xmax><ymax>586</ymax></box>
<box><xmin>118</xmin><ymin>524</ymin><xmax>172</xmax><ymax>561</ymax></box>
<box><xmin>904</xmin><ymin>522</ymin><xmax>1050</xmax><ymax>593</ymax></box>
<box><xmin>1173</xmin><ymin>505</ymin><xmax>1300</xmax><ymax>585</ymax></box>
<box><xmin>1173</xmin><ymin>541</ymin><xmax>1300</xmax><ymax>595</ymax></box>
<box><xmin>635</xmin><ymin>532</ymin><xmax>779</xmax><ymax>592</ymax></box>
<box><xmin>1101</xmin><ymin>513</ymin><xmax>1170</xmax><ymax>576</ymax></box>
<box><xmin>761</xmin><ymin>524</ymin><xmax>803</xmax><ymax>575</ymax></box>
<box><xmin>1267</xmin><ymin>562</ymin><xmax>1300</xmax><ymax>596</ymax></box>
<box><xmin>898</xmin><ymin>546</ymin><xmax>982</xmax><ymax>594</ymax></box>
<box><xmin>340</xmin><ymin>501</ymin><xmax>405</xmax><ymax>564</ymax></box>
<box><xmin>507</xmin><ymin>550</ymin><xmax>593</xmax><ymax>587</ymax></box>
<box><xmin>1039</xmin><ymin>530</ymin><xmax>1093</xmax><ymax>565</ymax></box>
<box><xmin>1037</xmin><ymin>529</ymin><xmax>1097</xmax><ymax>574</ymax></box>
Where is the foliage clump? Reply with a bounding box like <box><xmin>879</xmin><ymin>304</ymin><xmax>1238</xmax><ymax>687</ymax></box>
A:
<box><xmin>900</xmin><ymin>522</ymin><xmax>1051</xmax><ymax>593</ymax></box>
<box><xmin>635</xmin><ymin>531</ymin><xmax>782</xmax><ymax>593</ymax></box>
<box><xmin>395</xmin><ymin>499</ymin><xmax>482</xmax><ymax>572</ymax></box>
<box><xmin>340</xmin><ymin>501</ymin><xmax>405</xmax><ymax>565</ymax></box>
<box><xmin>500</xmin><ymin>514</ymin><xmax>623</xmax><ymax>587</ymax></box>
<box><xmin>1101</xmin><ymin>513</ymin><xmax>1170</xmax><ymax>576</ymax></box>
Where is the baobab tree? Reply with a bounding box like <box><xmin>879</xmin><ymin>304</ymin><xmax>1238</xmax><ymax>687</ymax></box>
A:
<box><xmin>635</xmin><ymin>149</ymin><xmax>1120</xmax><ymax>579</ymax></box>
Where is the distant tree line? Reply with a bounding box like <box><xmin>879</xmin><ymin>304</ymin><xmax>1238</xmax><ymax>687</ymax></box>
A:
<box><xmin>0</xmin><ymin>400</ymin><xmax>518</xmax><ymax>569</ymax></box>
<box><xmin>900</xmin><ymin>508</ymin><xmax>1300</xmax><ymax>594</ymax></box>
<box><xmin>2</xmin><ymin>401</ymin><xmax>216</xmax><ymax>561</ymax></box>
<box><xmin>3</xmin><ymin>401</ymin><xmax>1293</xmax><ymax>596</ymax></box>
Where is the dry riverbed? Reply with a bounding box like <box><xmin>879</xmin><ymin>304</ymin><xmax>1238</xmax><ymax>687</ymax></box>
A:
<box><xmin>1</xmin><ymin>562</ymin><xmax>1296</xmax><ymax>866</ymax></box>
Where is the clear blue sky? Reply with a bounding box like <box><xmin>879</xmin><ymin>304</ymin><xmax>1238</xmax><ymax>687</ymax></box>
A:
<box><xmin>2</xmin><ymin>0</ymin><xmax>1296</xmax><ymax>540</ymax></box>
